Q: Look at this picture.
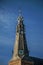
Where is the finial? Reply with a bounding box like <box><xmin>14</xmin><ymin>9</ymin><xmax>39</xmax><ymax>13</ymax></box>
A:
<box><xmin>19</xmin><ymin>9</ymin><xmax>22</xmax><ymax>17</ymax></box>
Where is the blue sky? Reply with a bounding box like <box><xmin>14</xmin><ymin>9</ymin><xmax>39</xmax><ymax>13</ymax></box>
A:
<box><xmin>0</xmin><ymin>0</ymin><xmax>43</xmax><ymax>65</ymax></box>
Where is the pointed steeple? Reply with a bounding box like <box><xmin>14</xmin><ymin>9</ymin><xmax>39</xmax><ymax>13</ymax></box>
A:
<box><xmin>12</xmin><ymin>11</ymin><xmax>29</xmax><ymax>60</ymax></box>
<box><xmin>9</xmin><ymin>11</ymin><xmax>34</xmax><ymax>65</ymax></box>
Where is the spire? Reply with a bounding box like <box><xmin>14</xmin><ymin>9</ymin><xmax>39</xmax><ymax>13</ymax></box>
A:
<box><xmin>9</xmin><ymin>11</ymin><xmax>34</xmax><ymax>65</ymax></box>
<box><xmin>12</xmin><ymin>11</ymin><xmax>29</xmax><ymax>60</ymax></box>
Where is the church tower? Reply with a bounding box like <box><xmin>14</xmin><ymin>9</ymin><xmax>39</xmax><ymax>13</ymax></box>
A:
<box><xmin>9</xmin><ymin>11</ymin><xmax>34</xmax><ymax>65</ymax></box>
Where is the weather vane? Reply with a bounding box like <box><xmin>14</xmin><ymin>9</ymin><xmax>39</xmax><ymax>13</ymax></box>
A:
<box><xmin>19</xmin><ymin>9</ymin><xmax>22</xmax><ymax>17</ymax></box>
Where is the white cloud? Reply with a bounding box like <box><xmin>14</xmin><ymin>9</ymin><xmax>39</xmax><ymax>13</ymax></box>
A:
<box><xmin>0</xmin><ymin>9</ymin><xmax>16</xmax><ymax>29</ymax></box>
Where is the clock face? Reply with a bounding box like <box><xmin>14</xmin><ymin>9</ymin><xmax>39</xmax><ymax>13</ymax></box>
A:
<box><xmin>19</xmin><ymin>50</ymin><xmax>24</xmax><ymax>55</ymax></box>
